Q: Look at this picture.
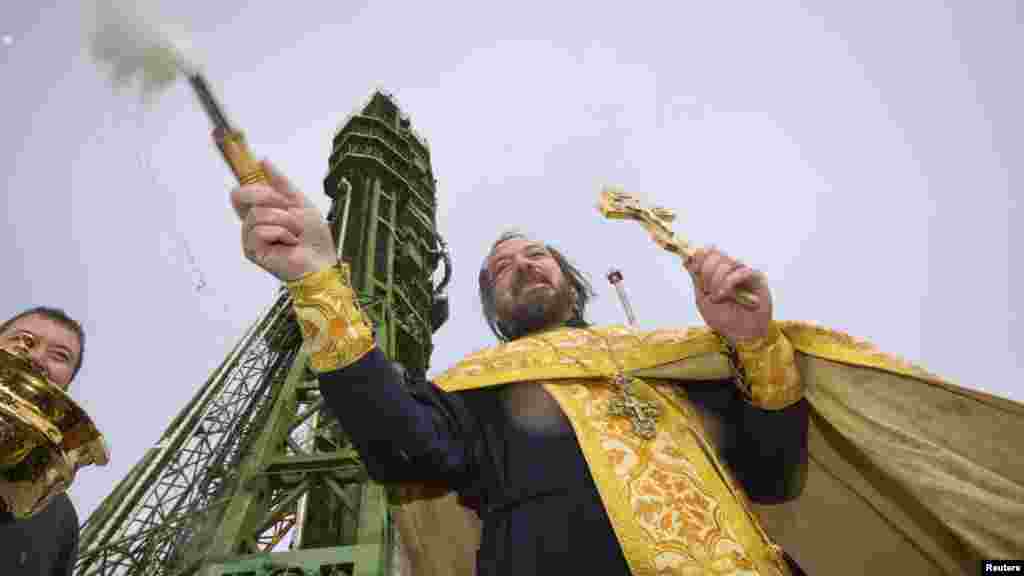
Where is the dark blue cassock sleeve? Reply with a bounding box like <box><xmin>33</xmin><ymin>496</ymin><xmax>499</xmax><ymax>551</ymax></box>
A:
<box><xmin>686</xmin><ymin>381</ymin><xmax>809</xmax><ymax>504</ymax></box>
<box><xmin>731</xmin><ymin>397</ymin><xmax>809</xmax><ymax>503</ymax></box>
<box><xmin>315</xmin><ymin>347</ymin><xmax>478</xmax><ymax>490</ymax></box>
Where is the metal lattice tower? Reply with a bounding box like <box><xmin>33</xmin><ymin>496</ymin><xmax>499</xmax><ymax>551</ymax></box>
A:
<box><xmin>75</xmin><ymin>90</ymin><xmax>449</xmax><ymax>576</ymax></box>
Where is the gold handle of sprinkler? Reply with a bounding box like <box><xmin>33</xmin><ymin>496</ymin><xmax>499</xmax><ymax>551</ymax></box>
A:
<box><xmin>214</xmin><ymin>127</ymin><xmax>267</xmax><ymax>185</ymax></box>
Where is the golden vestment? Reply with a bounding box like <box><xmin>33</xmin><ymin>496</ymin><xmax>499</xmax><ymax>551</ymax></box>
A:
<box><xmin>287</xmin><ymin>265</ymin><xmax>1024</xmax><ymax>576</ymax></box>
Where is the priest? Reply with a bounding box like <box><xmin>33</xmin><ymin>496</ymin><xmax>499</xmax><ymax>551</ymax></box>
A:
<box><xmin>230</xmin><ymin>160</ymin><xmax>1024</xmax><ymax>575</ymax></box>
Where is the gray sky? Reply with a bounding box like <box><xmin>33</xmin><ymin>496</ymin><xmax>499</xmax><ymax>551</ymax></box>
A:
<box><xmin>2</xmin><ymin>1</ymin><xmax>1020</xmax><ymax>524</ymax></box>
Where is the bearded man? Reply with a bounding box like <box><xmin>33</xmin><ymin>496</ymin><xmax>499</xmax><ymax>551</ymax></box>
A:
<box><xmin>232</xmin><ymin>161</ymin><xmax>808</xmax><ymax>575</ymax></box>
<box><xmin>231</xmin><ymin>161</ymin><xmax>1024</xmax><ymax>576</ymax></box>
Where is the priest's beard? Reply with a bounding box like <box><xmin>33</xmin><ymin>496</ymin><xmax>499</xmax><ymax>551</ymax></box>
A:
<box><xmin>497</xmin><ymin>279</ymin><xmax>575</xmax><ymax>341</ymax></box>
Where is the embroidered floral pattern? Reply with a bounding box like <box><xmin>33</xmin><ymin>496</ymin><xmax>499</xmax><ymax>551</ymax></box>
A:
<box><xmin>777</xmin><ymin>322</ymin><xmax>944</xmax><ymax>384</ymax></box>
<box><xmin>435</xmin><ymin>325</ymin><xmax>724</xmax><ymax>392</ymax></box>
<box><xmin>544</xmin><ymin>380</ymin><xmax>785</xmax><ymax>575</ymax></box>
<box><xmin>425</xmin><ymin>321</ymin><xmax>957</xmax><ymax>575</ymax></box>
<box><xmin>735</xmin><ymin>324</ymin><xmax>803</xmax><ymax>410</ymax></box>
<box><xmin>286</xmin><ymin>263</ymin><xmax>375</xmax><ymax>373</ymax></box>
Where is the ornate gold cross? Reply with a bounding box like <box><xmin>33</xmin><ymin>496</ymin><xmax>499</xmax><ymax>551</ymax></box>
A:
<box><xmin>607</xmin><ymin>373</ymin><xmax>661</xmax><ymax>440</ymax></box>
<box><xmin>597</xmin><ymin>186</ymin><xmax>761</xmax><ymax>308</ymax></box>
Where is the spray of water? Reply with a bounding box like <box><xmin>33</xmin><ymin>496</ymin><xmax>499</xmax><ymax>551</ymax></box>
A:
<box><xmin>85</xmin><ymin>1</ymin><xmax>218</xmax><ymax>297</ymax></box>
<box><xmin>84</xmin><ymin>0</ymin><xmax>200</xmax><ymax>96</ymax></box>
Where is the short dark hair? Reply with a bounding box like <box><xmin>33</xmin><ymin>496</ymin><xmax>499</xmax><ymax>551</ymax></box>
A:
<box><xmin>478</xmin><ymin>231</ymin><xmax>595</xmax><ymax>342</ymax></box>
<box><xmin>0</xmin><ymin>307</ymin><xmax>86</xmax><ymax>382</ymax></box>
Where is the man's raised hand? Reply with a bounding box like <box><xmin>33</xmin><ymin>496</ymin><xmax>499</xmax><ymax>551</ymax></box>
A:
<box><xmin>230</xmin><ymin>160</ymin><xmax>338</xmax><ymax>282</ymax></box>
<box><xmin>684</xmin><ymin>246</ymin><xmax>773</xmax><ymax>344</ymax></box>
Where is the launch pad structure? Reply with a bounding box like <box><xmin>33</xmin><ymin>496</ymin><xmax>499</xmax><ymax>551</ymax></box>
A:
<box><xmin>75</xmin><ymin>90</ymin><xmax>451</xmax><ymax>576</ymax></box>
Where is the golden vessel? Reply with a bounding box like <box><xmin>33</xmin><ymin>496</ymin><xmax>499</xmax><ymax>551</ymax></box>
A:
<box><xmin>0</xmin><ymin>337</ymin><xmax>109</xmax><ymax>519</ymax></box>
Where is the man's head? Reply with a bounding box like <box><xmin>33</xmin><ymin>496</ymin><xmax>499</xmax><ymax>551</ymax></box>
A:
<box><xmin>0</xmin><ymin>307</ymin><xmax>85</xmax><ymax>391</ymax></box>
<box><xmin>479</xmin><ymin>231</ymin><xmax>595</xmax><ymax>341</ymax></box>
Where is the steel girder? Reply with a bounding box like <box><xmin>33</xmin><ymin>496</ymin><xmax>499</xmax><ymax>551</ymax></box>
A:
<box><xmin>77</xmin><ymin>90</ymin><xmax>445</xmax><ymax>576</ymax></box>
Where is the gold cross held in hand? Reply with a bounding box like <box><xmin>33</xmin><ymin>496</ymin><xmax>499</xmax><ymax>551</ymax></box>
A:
<box><xmin>596</xmin><ymin>187</ymin><xmax>761</xmax><ymax>308</ymax></box>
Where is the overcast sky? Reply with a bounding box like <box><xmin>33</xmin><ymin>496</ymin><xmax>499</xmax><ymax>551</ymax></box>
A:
<box><xmin>2</xmin><ymin>0</ymin><xmax>1020</xmax><ymax>526</ymax></box>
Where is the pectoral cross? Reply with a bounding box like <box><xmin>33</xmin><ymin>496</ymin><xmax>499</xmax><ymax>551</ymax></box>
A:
<box><xmin>607</xmin><ymin>373</ymin><xmax>661</xmax><ymax>440</ymax></box>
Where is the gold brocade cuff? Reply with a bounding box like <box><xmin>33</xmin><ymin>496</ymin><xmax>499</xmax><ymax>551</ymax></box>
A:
<box><xmin>286</xmin><ymin>263</ymin><xmax>375</xmax><ymax>373</ymax></box>
<box><xmin>730</xmin><ymin>323</ymin><xmax>803</xmax><ymax>410</ymax></box>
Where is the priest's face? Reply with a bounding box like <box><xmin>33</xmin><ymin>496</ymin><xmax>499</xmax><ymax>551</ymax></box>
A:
<box><xmin>487</xmin><ymin>237</ymin><xmax>574</xmax><ymax>339</ymax></box>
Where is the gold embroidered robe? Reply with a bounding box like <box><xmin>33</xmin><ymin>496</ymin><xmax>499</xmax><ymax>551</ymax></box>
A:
<box><xmin>395</xmin><ymin>322</ymin><xmax>1024</xmax><ymax>576</ymax></box>
<box><xmin>287</xmin><ymin>265</ymin><xmax>1024</xmax><ymax>575</ymax></box>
